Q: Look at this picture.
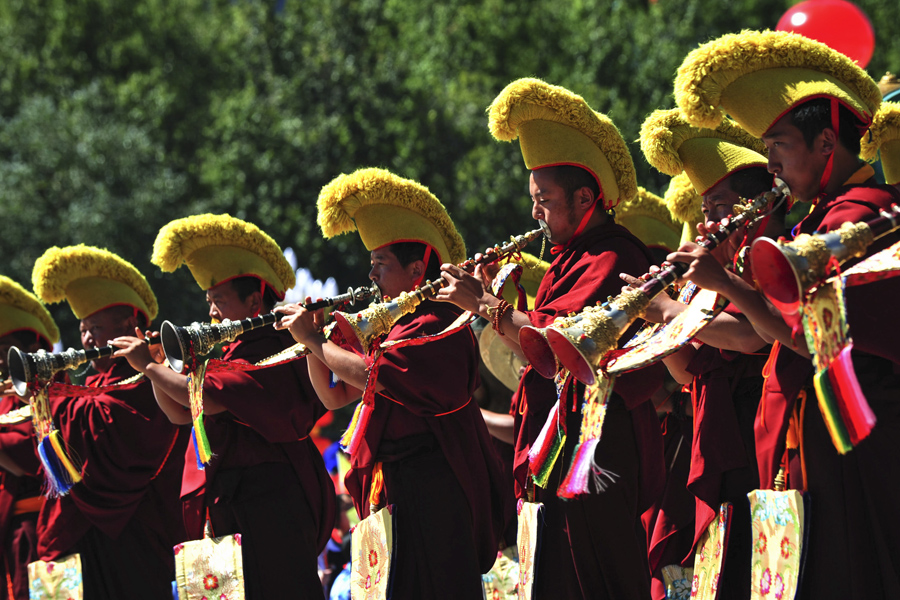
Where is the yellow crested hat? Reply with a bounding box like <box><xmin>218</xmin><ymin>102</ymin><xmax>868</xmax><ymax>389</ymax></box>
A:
<box><xmin>317</xmin><ymin>167</ymin><xmax>466</xmax><ymax>265</ymax></box>
<box><xmin>488</xmin><ymin>78</ymin><xmax>637</xmax><ymax>210</ymax></box>
<box><xmin>152</xmin><ymin>214</ymin><xmax>295</xmax><ymax>298</ymax></box>
<box><xmin>33</xmin><ymin>245</ymin><xmax>158</xmax><ymax>322</ymax></box>
<box><xmin>641</xmin><ymin>109</ymin><xmax>768</xmax><ymax>196</ymax></box>
<box><xmin>861</xmin><ymin>102</ymin><xmax>900</xmax><ymax>186</ymax></box>
<box><xmin>675</xmin><ymin>30</ymin><xmax>881</xmax><ymax>137</ymax></box>
<box><xmin>0</xmin><ymin>275</ymin><xmax>59</xmax><ymax>348</ymax></box>
<box><xmin>616</xmin><ymin>187</ymin><xmax>682</xmax><ymax>252</ymax></box>
<box><xmin>500</xmin><ymin>251</ymin><xmax>551</xmax><ymax>310</ymax></box>
<box><xmin>664</xmin><ymin>172</ymin><xmax>704</xmax><ymax>247</ymax></box>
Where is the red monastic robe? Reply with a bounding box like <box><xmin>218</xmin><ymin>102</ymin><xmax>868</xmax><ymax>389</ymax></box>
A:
<box><xmin>755</xmin><ymin>174</ymin><xmax>900</xmax><ymax>600</ymax></box>
<box><xmin>644</xmin><ymin>410</ymin><xmax>695</xmax><ymax>600</ymax></box>
<box><xmin>180</xmin><ymin>326</ymin><xmax>335</xmax><ymax>600</ymax></box>
<box><xmin>0</xmin><ymin>395</ymin><xmax>42</xmax><ymax>600</ymax></box>
<box><xmin>36</xmin><ymin>360</ymin><xmax>188</xmax><ymax>600</ymax></box>
<box><xmin>344</xmin><ymin>301</ymin><xmax>510</xmax><ymax>599</ymax></box>
<box><xmin>512</xmin><ymin>223</ymin><xmax>666</xmax><ymax>600</ymax></box>
<box><xmin>684</xmin><ymin>337</ymin><xmax>767</xmax><ymax>600</ymax></box>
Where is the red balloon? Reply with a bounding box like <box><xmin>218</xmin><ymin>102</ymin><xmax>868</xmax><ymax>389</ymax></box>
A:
<box><xmin>776</xmin><ymin>0</ymin><xmax>875</xmax><ymax>68</ymax></box>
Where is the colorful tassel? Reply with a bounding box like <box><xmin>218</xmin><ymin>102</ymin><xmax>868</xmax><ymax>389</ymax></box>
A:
<box><xmin>528</xmin><ymin>400</ymin><xmax>566</xmax><ymax>488</ymax></box>
<box><xmin>340</xmin><ymin>401</ymin><xmax>374</xmax><ymax>455</ymax></box>
<box><xmin>38</xmin><ymin>430</ymin><xmax>82</xmax><ymax>496</ymax></box>
<box><xmin>187</xmin><ymin>361</ymin><xmax>214</xmax><ymax>467</ymax></box>
<box><xmin>812</xmin><ymin>370</ymin><xmax>853</xmax><ymax>454</ymax></box>
<box><xmin>557</xmin><ymin>375</ymin><xmax>615</xmax><ymax>498</ymax></box>
<box><xmin>827</xmin><ymin>344</ymin><xmax>876</xmax><ymax>445</ymax></box>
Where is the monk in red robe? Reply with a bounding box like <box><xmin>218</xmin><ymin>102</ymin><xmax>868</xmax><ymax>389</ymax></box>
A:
<box><xmin>439</xmin><ymin>78</ymin><xmax>665</xmax><ymax>599</ymax></box>
<box><xmin>29</xmin><ymin>243</ymin><xmax>188</xmax><ymax>600</ymax></box>
<box><xmin>279</xmin><ymin>168</ymin><xmax>510</xmax><ymax>599</ymax></box>
<box><xmin>672</xmin><ymin>32</ymin><xmax>900</xmax><ymax>599</ymax></box>
<box><xmin>116</xmin><ymin>214</ymin><xmax>335</xmax><ymax>600</ymax></box>
<box><xmin>1</xmin><ymin>335</ymin><xmax>45</xmax><ymax>600</ymax></box>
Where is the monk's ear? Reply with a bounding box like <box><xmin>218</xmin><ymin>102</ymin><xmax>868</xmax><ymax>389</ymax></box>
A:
<box><xmin>575</xmin><ymin>185</ymin><xmax>596</xmax><ymax>209</ymax></box>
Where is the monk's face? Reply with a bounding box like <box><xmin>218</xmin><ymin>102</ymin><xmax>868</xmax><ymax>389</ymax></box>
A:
<box><xmin>529</xmin><ymin>170</ymin><xmax>582</xmax><ymax>245</ymax></box>
<box><xmin>763</xmin><ymin>113</ymin><xmax>828</xmax><ymax>204</ymax></box>
<box><xmin>368</xmin><ymin>247</ymin><xmax>420</xmax><ymax>299</ymax></box>
<box><xmin>701</xmin><ymin>179</ymin><xmax>742</xmax><ymax>224</ymax></box>
<box><xmin>206</xmin><ymin>281</ymin><xmax>259</xmax><ymax>323</ymax></box>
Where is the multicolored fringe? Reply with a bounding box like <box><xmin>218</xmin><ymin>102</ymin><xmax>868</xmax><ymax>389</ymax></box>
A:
<box><xmin>528</xmin><ymin>398</ymin><xmax>566</xmax><ymax>489</ymax></box>
<box><xmin>340</xmin><ymin>398</ymin><xmax>374</xmax><ymax>455</ymax></box>
<box><xmin>37</xmin><ymin>429</ymin><xmax>82</xmax><ymax>496</ymax></box>
<box><xmin>29</xmin><ymin>384</ymin><xmax>82</xmax><ymax>496</ymax></box>
<box><xmin>558</xmin><ymin>374</ymin><xmax>615</xmax><ymax>499</ymax></box>
<box><xmin>527</xmin><ymin>370</ymin><xmax>572</xmax><ymax>488</ymax></box>
<box><xmin>813</xmin><ymin>344</ymin><xmax>876</xmax><ymax>454</ymax></box>
<box><xmin>803</xmin><ymin>279</ymin><xmax>876</xmax><ymax>453</ymax></box>
<box><xmin>187</xmin><ymin>360</ymin><xmax>213</xmax><ymax>467</ymax></box>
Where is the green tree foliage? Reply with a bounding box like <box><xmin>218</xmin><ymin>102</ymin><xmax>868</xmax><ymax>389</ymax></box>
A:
<box><xmin>0</xmin><ymin>0</ymin><xmax>897</xmax><ymax>341</ymax></box>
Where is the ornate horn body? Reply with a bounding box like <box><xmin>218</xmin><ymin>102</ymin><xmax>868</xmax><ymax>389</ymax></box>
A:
<box><xmin>521</xmin><ymin>182</ymin><xmax>788</xmax><ymax>384</ymax></box>
<box><xmin>161</xmin><ymin>284</ymin><xmax>377</xmax><ymax>373</ymax></box>
<box><xmin>8</xmin><ymin>342</ymin><xmax>157</xmax><ymax>397</ymax></box>
<box><xmin>334</xmin><ymin>224</ymin><xmax>550</xmax><ymax>353</ymax></box>
<box><xmin>751</xmin><ymin>205</ymin><xmax>900</xmax><ymax>314</ymax></box>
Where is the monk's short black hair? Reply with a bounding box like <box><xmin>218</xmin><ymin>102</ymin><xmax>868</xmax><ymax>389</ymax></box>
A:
<box><xmin>230</xmin><ymin>276</ymin><xmax>278</xmax><ymax>313</ymax></box>
<box><xmin>540</xmin><ymin>165</ymin><xmax>601</xmax><ymax>205</ymax></box>
<box><xmin>387</xmin><ymin>242</ymin><xmax>443</xmax><ymax>281</ymax></box>
<box><xmin>726</xmin><ymin>166</ymin><xmax>773</xmax><ymax>200</ymax></box>
<box><xmin>789</xmin><ymin>99</ymin><xmax>864</xmax><ymax>156</ymax></box>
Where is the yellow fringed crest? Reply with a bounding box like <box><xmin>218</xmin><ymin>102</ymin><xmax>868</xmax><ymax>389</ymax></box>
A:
<box><xmin>640</xmin><ymin>109</ymin><xmax>768</xmax><ymax>196</ymax></box>
<box><xmin>665</xmin><ymin>173</ymin><xmax>705</xmax><ymax>246</ymax></box>
<box><xmin>0</xmin><ymin>275</ymin><xmax>59</xmax><ymax>345</ymax></box>
<box><xmin>861</xmin><ymin>102</ymin><xmax>900</xmax><ymax>185</ymax></box>
<box><xmin>152</xmin><ymin>213</ymin><xmax>295</xmax><ymax>295</ymax></box>
<box><xmin>487</xmin><ymin>77</ymin><xmax>637</xmax><ymax>209</ymax></box>
<box><xmin>665</xmin><ymin>172</ymin><xmax>704</xmax><ymax>226</ymax></box>
<box><xmin>674</xmin><ymin>30</ymin><xmax>881</xmax><ymax>137</ymax></box>
<box><xmin>33</xmin><ymin>245</ymin><xmax>158</xmax><ymax>321</ymax></box>
<box><xmin>616</xmin><ymin>187</ymin><xmax>682</xmax><ymax>252</ymax></box>
<box><xmin>316</xmin><ymin>167</ymin><xmax>466</xmax><ymax>265</ymax></box>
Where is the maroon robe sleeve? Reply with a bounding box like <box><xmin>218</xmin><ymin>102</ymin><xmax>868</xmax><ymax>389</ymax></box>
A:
<box><xmin>38</xmin><ymin>363</ymin><xmax>186</xmax><ymax>562</ymax></box>
<box><xmin>0</xmin><ymin>397</ymin><xmax>41</xmax><ymax>477</ymax></box>
<box><xmin>373</xmin><ymin>305</ymin><xmax>478</xmax><ymax>416</ymax></box>
<box><xmin>202</xmin><ymin>329</ymin><xmax>327</xmax><ymax>443</ymax></box>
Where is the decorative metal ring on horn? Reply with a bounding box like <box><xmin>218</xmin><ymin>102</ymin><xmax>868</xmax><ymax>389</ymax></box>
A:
<box><xmin>7</xmin><ymin>345</ymin><xmax>115</xmax><ymax>397</ymax></box>
<box><xmin>751</xmin><ymin>221</ymin><xmax>875</xmax><ymax>314</ymax></box>
<box><xmin>544</xmin><ymin>289</ymin><xmax>651</xmax><ymax>385</ymax></box>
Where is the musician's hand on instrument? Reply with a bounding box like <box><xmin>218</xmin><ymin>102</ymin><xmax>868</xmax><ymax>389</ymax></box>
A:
<box><xmin>667</xmin><ymin>243</ymin><xmax>732</xmax><ymax>295</ymax></box>
<box><xmin>435</xmin><ymin>263</ymin><xmax>491</xmax><ymax>315</ymax></box>
<box><xmin>139</xmin><ymin>328</ymin><xmax>165</xmax><ymax>364</ymax></box>
<box><xmin>477</xmin><ymin>250</ymin><xmax>501</xmax><ymax>284</ymax></box>
<box><xmin>1</xmin><ymin>379</ymin><xmax>14</xmax><ymax>396</ymax></box>
<box><xmin>110</xmin><ymin>333</ymin><xmax>156</xmax><ymax>373</ymax></box>
<box><xmin>618</xmin><ymin>272</ymin><xmax>684</xmax><ymax>324</ymax></box>
<box><xmin>698</xmin><ymin>219</ymin><xmax>743</xmax><ymax>266</ymax></box>
<box><xmin>274</xmin><ymin>303</ymin><xmax>319</xmax><ymax>345</ymax></box>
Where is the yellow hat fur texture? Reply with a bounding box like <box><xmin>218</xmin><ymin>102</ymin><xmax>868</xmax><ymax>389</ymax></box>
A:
<box><xmin>0</xmin><ymin>275</ymin><xmax>60</xmax><ymax>346</ymax></box>
<box><xmin>616</xmin><ymin>187</ymin><xmax>682</xmax><ymax>252</ymax></box>
<box><xmin>664</xmin><ymin>172</ymin><xmax>705</xmax><ymax>246</ymax></box>
<box><xmin>674</xmin><ymin>30</ymin><xmax>881</xmax><ymax>137</ymax></box>
<box><xmin>641</xmin><ymin>108</ymin><xmax>768</xmax><ymax>196</ymax></box>
<box><xmin>861</xmin><ymin>102</ymin><xmax>900</xmax><ymax>185</ymax></box>
<box><xmin>488</xmin><ymin>77</ymin><xmax>637</xmax><ymax>210</ymax></box>
<box><xmin>152</xmin><ymin>213</ymin><xmax>295</xmax><ymax>297</ymax></box>
<box><xmin>317</xmin><ymin>167</ymin><xmax>466</xmax><ymax>265</ymax></box>
<box><xmin>33</xmin><ymin>245</ymin><xmax>158</xmax><ymax>322</ymax></box>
